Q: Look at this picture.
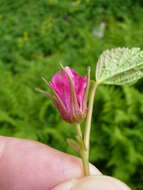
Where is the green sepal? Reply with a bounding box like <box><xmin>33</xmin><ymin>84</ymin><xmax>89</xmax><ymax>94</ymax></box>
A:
<box><xmin>67</xmin><ymin>138</ymin><xmax>80</xmax><ymax>152</ymax></box>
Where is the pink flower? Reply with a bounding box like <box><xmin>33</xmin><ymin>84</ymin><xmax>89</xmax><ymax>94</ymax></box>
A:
<box><xmin>38</xmin><ymin>66</ymin><xmax>90</xmax><ymax>124</ymax></box>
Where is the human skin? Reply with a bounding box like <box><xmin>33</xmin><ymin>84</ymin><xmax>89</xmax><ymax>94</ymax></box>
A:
<box><xmin>0</xmin><ymin>136</ymin><xmax>131</xmax><ymax>190</ymax></box>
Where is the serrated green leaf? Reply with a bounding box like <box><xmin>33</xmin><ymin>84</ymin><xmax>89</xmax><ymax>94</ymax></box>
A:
<box><xmin>96</xmin><ymin>47</ymin><xmax>143</xmax><ymax>85</ymax></box>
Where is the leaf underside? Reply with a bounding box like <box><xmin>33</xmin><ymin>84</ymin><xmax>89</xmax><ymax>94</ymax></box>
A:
<box><xmin>96</xmin><ymin>47</ymin><xmax>143</xmax><ymax>85</ymax></box>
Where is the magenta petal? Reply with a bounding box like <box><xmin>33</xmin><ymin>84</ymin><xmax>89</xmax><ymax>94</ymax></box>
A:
<box><xmin>49</xmin><ymin>70</ymin><xmax>71</xmax><ymax>113</ymax></box>
<box><xmin>66</xmin><ymin>68</ymin><xmax>87</xmax><ymax>110</ymax></box>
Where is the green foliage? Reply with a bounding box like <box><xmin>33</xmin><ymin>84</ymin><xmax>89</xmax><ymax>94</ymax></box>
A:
<box><xmin>0</xmin><ymin>0</ymin><xmax>143</xmax><ymax>189</ymax></box>
<box><xmin>90</xmin><ymin>85</ymin><xmax>143</xmax><ymax>189</ymax></box>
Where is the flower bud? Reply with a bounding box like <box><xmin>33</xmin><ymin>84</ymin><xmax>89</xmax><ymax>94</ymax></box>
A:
<box><xmin>38</xmin><ymin>66</ymin><xmax>90</xmax><ymax>124</ymax></box>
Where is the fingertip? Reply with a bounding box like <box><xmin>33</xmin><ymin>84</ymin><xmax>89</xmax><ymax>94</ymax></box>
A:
<box><xmin>89</xmin><ymin>163</ymin><xmax>102</xmax><ymax>176</ymax></box>
<box><xmin>51</xmin><ymin>179</ymin><xmax>78</xmax><ymax>190</ymax></box>
<box><xmin>72</xmin><ymin>176</ymin><xmax>131</xmax><ymax>190</ymax></box>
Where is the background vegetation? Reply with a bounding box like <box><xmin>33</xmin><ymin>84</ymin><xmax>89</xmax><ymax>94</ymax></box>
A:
<box><xmin>0</xmin><ymin>0</ymin><xmax>143</xmax><ymax>189</ymax></box>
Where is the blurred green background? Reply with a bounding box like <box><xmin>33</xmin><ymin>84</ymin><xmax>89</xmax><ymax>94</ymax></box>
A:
<box><xmin>0</xmin><ymin>0</ymin><xmax>143</xmax><ymax>189</ymax></box>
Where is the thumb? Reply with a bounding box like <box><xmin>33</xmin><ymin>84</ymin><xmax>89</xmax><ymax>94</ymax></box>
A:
<box><xmin>0</xmin><ymin>136</ymin><xmax>101</xmax><ymax>190</ymax></box>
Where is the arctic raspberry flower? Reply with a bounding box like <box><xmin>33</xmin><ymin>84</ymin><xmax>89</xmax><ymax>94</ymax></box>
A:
<box><xmin>38</xmin><ymin>66</ymin><xmax>90</xmax><ymax>124</ymax></box>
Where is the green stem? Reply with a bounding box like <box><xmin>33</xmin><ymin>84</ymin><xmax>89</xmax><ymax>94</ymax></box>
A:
<box><xmin>74</xmin><ymin>81</ymin><xmax>98</xmax><ymax>176</ymax></box>
<box><xmin>75</xmin><ymin>124</ymin><xmax>89</xmax><ymax>176</ymax></box>
<box><xmin>75</xmin><ymin>123</ymin><xmax>82</xmax><ymax>139</ymax></box>
<box><xmin>83</xmin><ymin>80</ymin><xmax>98</xmax><ymax>174</ymax></box>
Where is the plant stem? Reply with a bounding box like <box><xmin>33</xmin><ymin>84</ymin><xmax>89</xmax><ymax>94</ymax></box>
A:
<box><xmin>80</xmin><ymin>148</ymin><xmax>89</xmax><ymax>176</ymax></box>
<box><xmin>83</xmin><ymin>80</ymin><xmax>98</xmax><ymax>174</ymax></box>
<box><xmin>75</xmin><ymin>124</ymin><xmax>89</xmax><ymax>176</ymax></box>
<box><xmin>75</xmin><ymin>123</ymin><xmax>82</xmax><ymax>139</ymax></box>
<box><xmin>74</xmin><ymin>81</ymin><xmax>98</xmax><ymax>176</ymax></box>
